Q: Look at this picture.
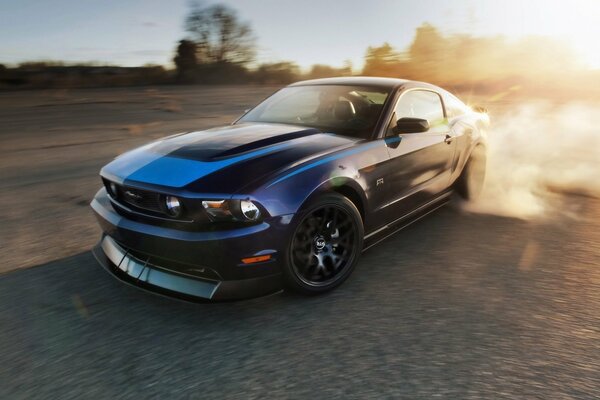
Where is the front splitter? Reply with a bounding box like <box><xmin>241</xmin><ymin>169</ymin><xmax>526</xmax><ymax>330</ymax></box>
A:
<box><xmin>92</xmin><ymin>235</ymin><xmax>283</xmax><ymax>301</ymax></box>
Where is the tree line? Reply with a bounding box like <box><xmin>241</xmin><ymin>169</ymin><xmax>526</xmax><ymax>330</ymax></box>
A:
<box><xmin>1</xmin><ymin>2</ymin><xmax>598</xmax><ymax>98</ymax></box>
<box><xmin>172</xmin><ymin>3</ymin><xmax>597</xmax><ymax>97</ymax></box>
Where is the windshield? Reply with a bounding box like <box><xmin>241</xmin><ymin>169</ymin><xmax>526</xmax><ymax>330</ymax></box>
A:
<box><xmin>238</xmin><ymin>85</ymin><xmax>391</xmax><ymax>139</ymax></box>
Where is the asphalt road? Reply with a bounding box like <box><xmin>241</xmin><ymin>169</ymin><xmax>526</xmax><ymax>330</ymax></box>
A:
<box><xmin>1</xmin><ymin>86</ymin><xmax>599</xmax><ymax>399</ymax></box>
<box><xmin>2</xmin><ymin>197</ymin><xmax>599</xmax><ymax>399</ymax></box>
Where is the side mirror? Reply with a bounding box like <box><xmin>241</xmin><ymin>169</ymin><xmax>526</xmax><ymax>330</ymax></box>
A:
<box><xmin>393</xmin><ymin>117</ymin><xmax>429</xmax><ymax>134</ymax></box>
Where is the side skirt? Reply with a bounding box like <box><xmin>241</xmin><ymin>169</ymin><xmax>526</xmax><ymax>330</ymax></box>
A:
<box><xmin>362</xmin><ymin>190</ymin><xmax>452</xmax><ymax>251</ymax></box>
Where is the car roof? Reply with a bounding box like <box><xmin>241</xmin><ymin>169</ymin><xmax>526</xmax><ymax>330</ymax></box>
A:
<box><xmin>289</xmin><ymin>76</ymin><xmax>418</xmax><ymax>90</ymax></box>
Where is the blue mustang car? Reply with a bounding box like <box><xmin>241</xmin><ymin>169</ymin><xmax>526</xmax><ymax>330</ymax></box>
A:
<box><xmin>91</xmin><ymin>77</ymin><xmax>488</xmax><ymax>300</ymax></box>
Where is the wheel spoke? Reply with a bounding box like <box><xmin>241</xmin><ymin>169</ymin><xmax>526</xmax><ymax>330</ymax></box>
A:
<box><xmin>318</xmin><ymin>207</ymin><xmax>330</xmax><ymax>232</ymax></box>
<box><xmin>332</xmin><ymin>230</ymin><xmax>353</xmax><ymax>244</ymax></box>
<box><xmin>329</xmin><ymin>209</ymin><xmax>338</xmax><ymax>235</ymax></box>
<box><xmin>331</xmin><ymin>254</ymin><xmax>343</xmax><ymax>270</ymax></box>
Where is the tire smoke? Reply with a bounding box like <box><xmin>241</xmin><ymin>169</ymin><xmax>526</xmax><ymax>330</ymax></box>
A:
<box><xmin>463</xmin><ymin>101</ymin><xmax>600</xmax><ymax>219</ymax></box>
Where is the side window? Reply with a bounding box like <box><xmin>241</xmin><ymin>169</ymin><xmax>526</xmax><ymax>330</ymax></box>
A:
<box><xmin>444</xmin><ymin>94</ymin><xmax>467</xmax><ymax>119</ymax></box>
<box><xmin>388</xmin><ymin>90</ymin><xmax>446</xmax><ymax>134</ymax></box>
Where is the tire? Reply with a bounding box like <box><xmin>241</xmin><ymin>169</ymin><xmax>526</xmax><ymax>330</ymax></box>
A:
<box><xmin>456</xmin><ymin>145</ymin><xmax>487</xmax><ymax>201</ymax></box>
<box><xmin>283</xmin><ymin>193</ymin><xmax>364</xmax><ymax>295</ymax></box>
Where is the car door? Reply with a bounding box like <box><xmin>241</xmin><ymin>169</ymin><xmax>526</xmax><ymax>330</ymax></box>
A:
<box><xmin>379</xmin><ymin>89</ymin><xmax>456</xmax><ymax>222</ymax></box>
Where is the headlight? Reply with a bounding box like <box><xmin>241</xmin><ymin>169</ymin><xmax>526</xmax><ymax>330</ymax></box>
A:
<box><xmin>165</xmin><ymin>196</ymin><xmax>182</xmax><ymax>217</ymax></box>
<box><xmin>240</xmin><ymin>200</ymin><xmax>260</xmax><ymax>221</ymax></box>
<box><xmin>201</xmin><ymin>200</ymin><xmax>231</xmax><ymax>219</ymax></box>
<box><xmin>202</xmin><ymin>199</ymin><xmax>262</xmax><ymax>222</ymax></box>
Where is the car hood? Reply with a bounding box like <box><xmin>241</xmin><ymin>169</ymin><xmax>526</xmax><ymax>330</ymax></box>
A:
<box><xmin>101</xmin><ymin>123</ymin><xmax>360</xmax><ymax>193</ymax></box>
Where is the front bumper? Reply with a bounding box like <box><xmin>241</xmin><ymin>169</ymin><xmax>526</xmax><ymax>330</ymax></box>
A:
<box><xmin>91</xmin><ymin>188</ymin><xmax>291</xmax><ymax>300</ymax></box>
<box><xmin>93</xmin><ymin>236</ymin><xmax>283</xmax><ymax>301</ymax></box>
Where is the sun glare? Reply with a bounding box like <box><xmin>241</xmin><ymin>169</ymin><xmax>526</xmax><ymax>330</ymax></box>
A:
<box><xmin>488</xmin><ymin>0</ymin><xmax>600</xmax><ymax>68</ymax></box>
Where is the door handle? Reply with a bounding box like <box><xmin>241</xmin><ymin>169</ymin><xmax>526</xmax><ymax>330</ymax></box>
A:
<box><xmin>444</xmin><ymin>134</ymin><xmax>453</xmax><ymax>144</ymax></box>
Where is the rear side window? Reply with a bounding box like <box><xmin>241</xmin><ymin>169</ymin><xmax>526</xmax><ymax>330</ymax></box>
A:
<box><xmin>444</xmin><ymin>94</ymin><xmax>468</xmax><ymax>119</ymax></box>
<box><xmin>395</xmin><ymin>90</ymin><xmax>445</xmax><ymax>123</ymax></box>
<box><xmin>390</xmin><ymin>90</ymin><xmax>446</xmax><ymax>133</ymax></box>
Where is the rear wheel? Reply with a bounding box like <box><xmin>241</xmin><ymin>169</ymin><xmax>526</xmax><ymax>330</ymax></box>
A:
<box><xmin>284</xmin><ymin>194</ymin><xmax>363</xmax><ymax>295</ymax></box>
<box><xmin>456</xmin><ymin>146</ymin><xmax>486</xmax><ymax>200</ymax></box>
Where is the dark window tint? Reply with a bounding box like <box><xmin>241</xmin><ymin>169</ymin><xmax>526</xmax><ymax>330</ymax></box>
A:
<box><xmin>238</xmin><ymin>85</ymin><xmax>391</xmax><ymax>140</ymax></box>
<box><xmin>444</xmin><ymin>94</ymin><xmax>468</xmax><ymax>119</ymax></box>
<box><xmin>390</xmin><ymin>90</ymin><xmax>447</xmax><ymax>133</ymax></box>
<box><xmin>387</xmin><ymin>90</ymin><xmax>448</xmax><ymax>135</ymax></box>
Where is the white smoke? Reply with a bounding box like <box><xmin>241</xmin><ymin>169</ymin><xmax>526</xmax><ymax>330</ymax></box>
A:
<box><xmin>463</xmin><ymin>101</ymin><xmax>600</xmax><ymax>219</ymax></box>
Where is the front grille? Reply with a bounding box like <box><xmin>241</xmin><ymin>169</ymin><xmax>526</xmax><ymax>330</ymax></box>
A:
<box><xmin>120</xmin><ymin>187</ymin><xmax>163</xmax><ymax>213</ymax></box>
<box><xmin>104</xmin><ymin>179</ymin><xmax>165</xmax><ymax>215</ymax></box>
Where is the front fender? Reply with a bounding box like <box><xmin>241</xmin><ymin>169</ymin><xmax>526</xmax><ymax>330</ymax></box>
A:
<box><xmin>243</xmin><ymin>138</ymin><xmax>389</xmax><ymax>218</ymax></box>
<box><xmin>251</xmin><ymin>164</ymin><xmax>366</xmax><ymax>217</ymax></box>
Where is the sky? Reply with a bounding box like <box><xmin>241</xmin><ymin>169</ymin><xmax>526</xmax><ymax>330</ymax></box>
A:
<box><xmin>1</xmin><ymin>0</ymin><xmax>599</xmax><ymax>69</ymax></box>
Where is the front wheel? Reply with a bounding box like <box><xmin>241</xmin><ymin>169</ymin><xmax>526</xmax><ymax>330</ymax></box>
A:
<box><xmin>283</xmin><ymin>194</ymin><xmax>364</xmax><ymax>295</ymax></box>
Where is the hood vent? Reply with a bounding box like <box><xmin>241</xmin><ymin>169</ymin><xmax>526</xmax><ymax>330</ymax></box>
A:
<box><xmin>213</xmin><ymin>128</ymin><xmax>320</xmax><ymax>159</ymax></box>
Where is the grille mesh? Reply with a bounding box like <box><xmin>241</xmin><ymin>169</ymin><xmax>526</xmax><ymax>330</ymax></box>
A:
<box><xmin>119</xmin><ymin>187</ymin><xmax>163</xmax><ymax>213</ymax></box>
<box><xmin>104</xmin><ymin>179</ymin><xmax>164</xmax><ymax>214</ymax></box>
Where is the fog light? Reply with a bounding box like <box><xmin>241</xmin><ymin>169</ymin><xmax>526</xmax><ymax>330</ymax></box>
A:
<box><xmin>165</xmin><ymin>196</ymin><xmax>182</xmax><ymax>217</ymax></box>
<box><xmin>240</xmin><ymin>200</ymin><xmax>260</xmax><ymax>220</ymax></box>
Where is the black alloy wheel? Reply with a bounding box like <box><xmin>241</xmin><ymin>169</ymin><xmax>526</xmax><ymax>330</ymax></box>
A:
<box><xmin>284</xmin><ymin>194</ymin><xmax>363</xmax><ymax>294</ymax></box>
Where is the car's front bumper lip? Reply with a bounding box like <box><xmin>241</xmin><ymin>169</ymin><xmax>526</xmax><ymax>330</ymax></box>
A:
<box><xmin>93</xmin><ymin>235</ymin><xmax>283</xmax><ymax>301</ymax></box>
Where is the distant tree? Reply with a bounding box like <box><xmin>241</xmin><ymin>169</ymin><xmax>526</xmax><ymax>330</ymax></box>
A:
<box><xmin>18</xmin><ymin>61</ymin><xmax>66</xmax><ymax>69</ymax></box>
<box><xmin>306</xmin><ymin>63</ymin><xmax>352</xmax><ymax>80</ymax></box>
<box><xmin>409</xmin><ymin>24</ymin><xmax>446</xmax><ymax>61</ymax></box>
<box><xmin>362</xmin><ymin>43</ymin><xmax>402</xmax><ymax>77</ymax></box>
<box><xmin>408</xmin><ymin>23</ymin><xmax>448</xmax><ymax>82</ymax></box>
<box><xmin>173</xmin><ymin>39</ymin><xmax>198</xmax><ymax>82</ymax></box>
<box><xmin>253</xmin><ymin>62</ymin><xmax>300</xmax><ymax>84</ymax></box>
<box><xmin>185</xmin><ymin>3</ymin><xmax>255</xmax><ymax>66</ymax></box>
<box><xmin>341</xmin><ymin>60</ymin><xmax>353</xmax><ymax>75</ymax></box>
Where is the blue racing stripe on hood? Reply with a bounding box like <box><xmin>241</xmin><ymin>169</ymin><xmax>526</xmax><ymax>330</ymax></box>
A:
<box><xmin>124</xmin><ymin>141</ymin><xmax>295</xmax><ymax>188</ymax></box>
<box><xmin>100</xmin><ymin>145</ymin><xmax>164</xmax><ymax>184</ymax></box>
